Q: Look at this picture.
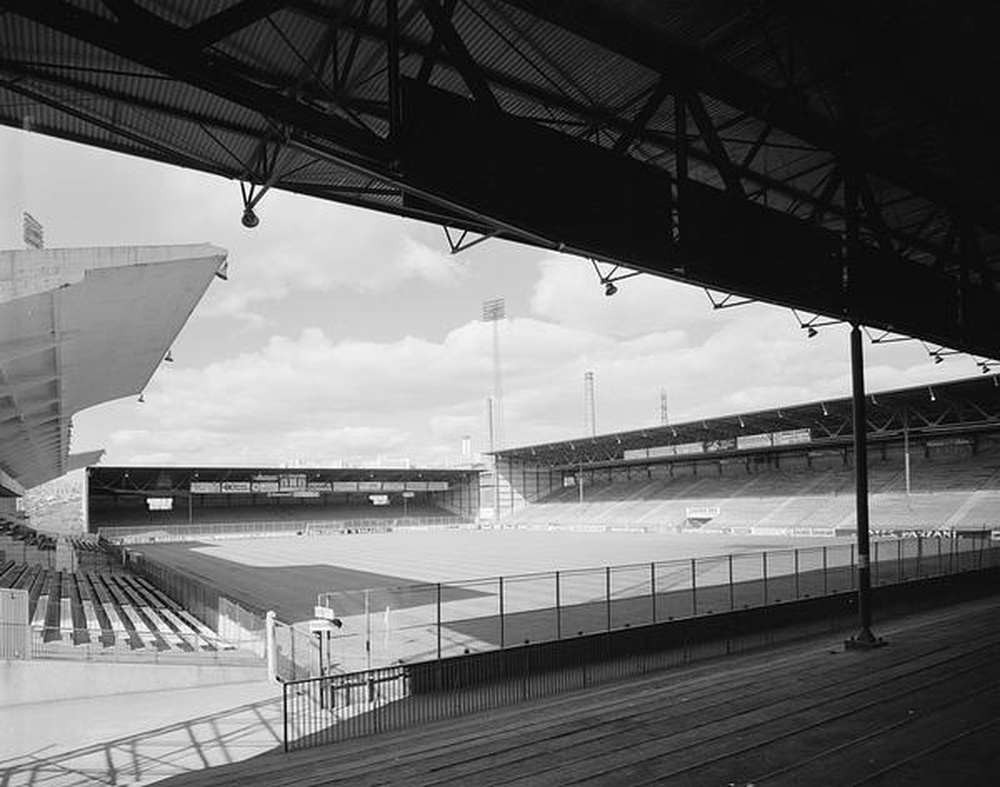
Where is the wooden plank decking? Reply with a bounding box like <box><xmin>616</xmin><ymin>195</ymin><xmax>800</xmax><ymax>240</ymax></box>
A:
<box><xmin>158</xmin><ymin>596</ymin><xmax>1000</xmax><ymax>786</ymax></box>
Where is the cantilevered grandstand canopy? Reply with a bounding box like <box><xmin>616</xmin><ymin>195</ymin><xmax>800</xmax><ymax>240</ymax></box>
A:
<box><xmin>0</xmin><ymin>243</ymin><xmax>227</xmax><ymax>489</ymax></box>
<box><xmin>88</xmin><ymin>464</ymin><xmax>475</xmax><ymax>494</ymax></box>
<box><xmin>1</xmin><ymin>1</ymin><xmax>999</xmax><ymax>359</ymax></box>
<box><xmin>495</xmin><ymin>376</ymin><xmax>1000</xmax><ymax>468</ymax></box>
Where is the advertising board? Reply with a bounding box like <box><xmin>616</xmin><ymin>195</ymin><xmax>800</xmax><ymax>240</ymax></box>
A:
<box><xmin>737</xmin><ymin>433</ymin><xmax>772</xmax><ymax>450</ymax></box>
<box><xmin>189</xmin><ymin>481</ymin><xmax>220</xmax><ymax>494</ymax></box>
<box><xmin>772</xmin><ymin>428</ymin><xmax>811</xmax><ymax>446</ymax></box>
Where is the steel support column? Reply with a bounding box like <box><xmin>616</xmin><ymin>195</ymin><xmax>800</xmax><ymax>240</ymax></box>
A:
<box><xmin>845</xmin><ymin>323</ymin><xmax>885</xmax><ymax>649</ymax></box>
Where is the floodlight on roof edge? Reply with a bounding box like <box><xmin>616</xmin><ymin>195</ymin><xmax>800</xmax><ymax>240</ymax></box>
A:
<box><xmin>589</xmin><ymin>259</ymin><xmax>640</xmax><ymax>297</ymax></box>
<box><xmin>703</xmin><ymin>289</ymin><xmax>756</xmax><ymax>310</ymax></box>
<box><xmin>443</xmin><ymin>225</ymin><xmax>499</xmax><ymax>255</ymax></box>
<box><xmin>792</xmin><ymin>309</ymin><xmax>842</xmax><ymax>338</ymax></box>
<box><xmin>922</xmin><ymin>342</ymin><xmax>962</xmax><ymax>365</ymax></box>
<box><xmin>862</xmin><ymin>326</ymin><xmax>913</xmax><ymax>345</ymax></box>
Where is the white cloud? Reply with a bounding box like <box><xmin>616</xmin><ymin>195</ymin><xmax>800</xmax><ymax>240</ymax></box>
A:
<box><xmin>530</xmin><ymin>255</ymin><xmax>714</xmax><ymax>339</ymax></box>
<box><xmin>75</xmin><ymin>250</ymin><xmax>987</xmax><ymax>468</ymax></box>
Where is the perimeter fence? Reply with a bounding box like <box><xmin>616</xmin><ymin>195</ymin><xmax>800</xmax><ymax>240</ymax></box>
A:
<box><xmin>97</xmin><ymin>516</ymin><xmax>468</xmax><ymax>544</ymax></box>
<box><xmin>284</xmin><ymin>535</ymin><xmax>1000</xmax><ymax>749</ymax></box>
<box><xmin>305</xmin><ymin>534</ymin><xmax>996</xmax><ymax>674</ymax></box>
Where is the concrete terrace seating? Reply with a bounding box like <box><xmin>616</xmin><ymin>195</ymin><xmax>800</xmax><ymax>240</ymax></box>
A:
<box><xmin>5</xmin><ymin>564</ymin><xmax>238</xmax><ymax>657</ymax></box>
<box><xmin>509</xmin><ymin>447</ymin><xmax>1000</xmax><ymax>532</ymax></box>
<box><xmin>154</xmin><ymin>596</ymin><xmax>1000</xmax><ymax>787</ymax></box>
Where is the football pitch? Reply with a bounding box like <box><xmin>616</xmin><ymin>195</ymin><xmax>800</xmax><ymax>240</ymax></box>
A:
<box><xmin>139</xmin><ymin>529</ymin><xmax>847</xmax><ymax>621</ymax></box>
<box><xmin>139</xmin><ymin>529</ymin><xmax>859</xmax><ymax>671</ymax></box>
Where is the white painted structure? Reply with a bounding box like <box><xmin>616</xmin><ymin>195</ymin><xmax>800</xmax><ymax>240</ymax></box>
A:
<box><xmin>0</xmin><ymin>244</ymin><xmax>227</xmax><ymax>490</ymax></box>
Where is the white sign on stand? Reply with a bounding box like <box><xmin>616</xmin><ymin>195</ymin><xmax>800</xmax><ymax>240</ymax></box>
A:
<box><xmin>309</xmin><ymin>619</ymin><xmax>336</xmax><ymax>634</ymax></box>
<box><xmin>314</xmin><ymin>605</ymin><xmax>337</xmax><ymax>621</ymax></box>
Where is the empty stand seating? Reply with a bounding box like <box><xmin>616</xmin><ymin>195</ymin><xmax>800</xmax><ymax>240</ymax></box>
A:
<box><xmin>0</xmin><ymin>559</ymin><xmax>246</xmax><ymax>658</ymax></box>
<box><xmin>507</xmin><ymin>440</ymin><xmax>1000</xmax><ymax>533</ymax></box>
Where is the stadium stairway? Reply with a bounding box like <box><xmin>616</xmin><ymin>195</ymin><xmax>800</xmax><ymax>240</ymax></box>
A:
<box><xmin>151</xmin><ymin>595</ymin><xmax>1000</xmax><ymax>787</ymax></box>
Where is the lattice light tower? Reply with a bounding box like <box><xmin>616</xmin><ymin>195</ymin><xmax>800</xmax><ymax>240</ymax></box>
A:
<box><xmin>660</xmin><ymin>388</ymin><xmax>670</xmax><ymax>426</ymax></box>
<box><xmin>482</xmin><ymin>298</ymin><xmax>506</xmax><ymax>452</ymax></box>
<box><xmin>584</xmin><ymin>371</ymin><xmax>596</xmax><ymax>437</ymax></box>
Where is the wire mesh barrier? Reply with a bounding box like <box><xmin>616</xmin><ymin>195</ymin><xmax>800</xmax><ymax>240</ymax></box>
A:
<box><xmin>285</xmin><ymin>539</ymin><xmax>1000</xmax><ymax>751</ymax></box>
<box><xmin>97</xmin><ymin>517</ymin><xmax>468</xmax><ymax>545</ymax></box>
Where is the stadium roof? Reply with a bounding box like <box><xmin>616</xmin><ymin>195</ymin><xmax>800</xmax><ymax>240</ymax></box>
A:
<box><xmin>495</xmin><ymin>375</ymin><xmax>1000</xmax><ymax>468</ymax></box>
<box><xmin>1</xmin><ymin>1</ymin><xmax>999</xmax><ymax>359</ymax></box>
<box><xmin>88</xmin><ymin>465</ymin><xmax>478</xmax><ymax>494</ymax></box>
<box><xmin>0</xmin><ymin>243</ymin><xmax>227</xmax><ymax>490</ymax></box>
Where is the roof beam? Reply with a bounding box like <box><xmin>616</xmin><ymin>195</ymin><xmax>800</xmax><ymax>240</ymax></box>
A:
<box><xmin>612</xmin><ymin>77</ymin><xmax>670</xmax><ymax>155</ymax></box>
<box><xmin>187</xmin><ymin>0</ymin><xmax>289</xmax><ymax>47</ymax></box>
<box><xmin>497</xmin><ymin>0</ymin><xmax>1000</xmax><ymax>234</ymax></box>
<box><xmin>416</xmin><ymin>0</ymin><xmax>499</xmax><ymax>111</ymax></box>
<box><xmin>3</xmin><ymin>0</ymin><xmax>385</xmax><ymax>164</ymax></box>
<box><xmin>686</xmin><ymin>91</ymin><xmax>745</xmax><ymax>196</ymax></box>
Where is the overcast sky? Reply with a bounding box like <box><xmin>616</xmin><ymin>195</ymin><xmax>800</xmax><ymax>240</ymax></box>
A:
<box><xmin>1</xmin><ymin>126</ymin><xmax>981</xmax><ymax>469</ymax></box>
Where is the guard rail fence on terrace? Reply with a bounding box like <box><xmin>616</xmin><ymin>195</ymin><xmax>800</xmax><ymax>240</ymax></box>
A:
<box><xmin>282</xmin><ymin>535</ymin><xmax>1000</xmax><ymax>750</ymax></box>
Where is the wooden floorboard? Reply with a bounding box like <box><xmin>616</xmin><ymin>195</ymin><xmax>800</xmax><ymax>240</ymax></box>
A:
<box><xmin>157</xmin><ymin>597</ymin><xmax>1000</xmax><ymax>786</ymax></box>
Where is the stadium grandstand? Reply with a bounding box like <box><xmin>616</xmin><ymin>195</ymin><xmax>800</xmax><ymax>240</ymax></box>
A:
<box><xmin>492</xmin><ymin>375</ymin><xmax>1000</xmax><ymax>538</ymax></box>
<box><xmin>87</xmin><ymin>465</ymin><xmax>480</xmax><ymax>542</ymax></box>
<box><xmin>4</xmin><ymin>1</ymin><xmax>1000</xmax><ymax>783</ymax></box>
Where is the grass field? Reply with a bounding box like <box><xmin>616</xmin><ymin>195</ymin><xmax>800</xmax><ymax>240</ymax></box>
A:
<box><xmin>139</xmin><ymin>529</ymin><xmax>862</xmax><ymax>671</ymax></box>
<box><xmin>140</xmin><ymin>529</ymin><xmax>847</xmax><ymax>617</ymax></box>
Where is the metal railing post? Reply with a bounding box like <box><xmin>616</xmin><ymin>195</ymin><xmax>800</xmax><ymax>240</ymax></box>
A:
<box><xmin>823</xmin><ymin>545</ymin><xmax>828</xmax><ymax>595</ymax></box>
<box><xmin>762</xmin><ymin>551</ymin><xmax>768</xmax><ymax>605</ymax></box>
<box><xmin>851</xmin><ymin>543</ymin><xmax>856</xmax><ymax>590</ymax></box>
<box><xmin>605</xmin><ymin>566</ymin><xmax>612</xmax><ymax>632</ymax></box>
<box><xmin>874</xmin><ymin>540</ymin><xmax>880</xmax><ymax>586</ymax></box>
<box><xmin>728</xmin><ymin>553</ymin><xmax>734</xmax><ymax>611</ymax></box>
<box><xmin>794</xmin><ymin>549</ymin><xmax>800</xmax><ymax>599</ymax></box>
<box><xmin>555</xmin><ymin>571</ymin><xmax>562</xmax><ymax>640</ymax></box>
<box><xmin>916</xmin><ymin>535</ymin><xmax>922</xmax><ymax>579</ymax></box>
<box><xmin>897</xmin><ymin>538</ymin><xmax>903</xmax><ymax>582</ymax></box>
<box><xmin>650</xmin><ymin>562</ymin><xmax>657</xmax><ymax>623</ymax></box>
<box><xmin>690</xmin><ymin>558</ymin><xmax>697</xmax><ymax>616</ymax></box>
<box><xmin>436</xmin><ymin>583</ymin><xmax>442</xmax><ymax>660</ymax></box>
<box><xmin>498</xmin><ymin>576</ymin><xmax>505</xmax><ymax>649</ymax></box>
<box><xmin>282</xmin><ymin>682</ymin><xmax>289</xmax><ymax>752</ymax></box>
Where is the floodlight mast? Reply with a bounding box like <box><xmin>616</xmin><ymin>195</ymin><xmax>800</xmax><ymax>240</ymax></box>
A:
<box><xmin>482</xmin><ymin>299</ymin><xmax>506</xmax><ymax>451</ymax></box>
<box><xmin>584</xmin><ymin>371</ymin><xmax>596</xmax><ymax>436</ymax></box>
<box><xmin>483</xmin><ymin>298</ymin><xmax>506</xmax><ymax>525</ymax></box>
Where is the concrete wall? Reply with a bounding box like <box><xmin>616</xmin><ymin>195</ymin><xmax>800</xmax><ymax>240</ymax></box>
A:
<box><xmin>0</xmin><ymin>659</ymin><xmax>267</xmax><ymax>707</ymax></box>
